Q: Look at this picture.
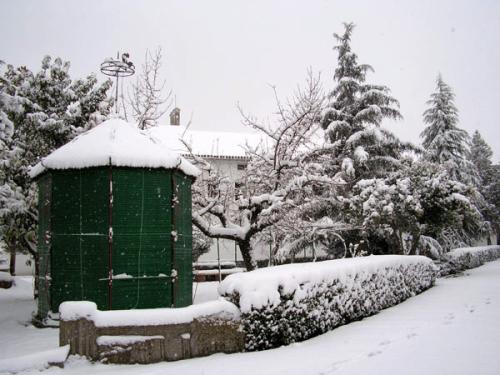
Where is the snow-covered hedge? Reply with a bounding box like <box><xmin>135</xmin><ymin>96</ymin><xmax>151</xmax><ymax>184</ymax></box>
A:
<box><xmin>219</xmin><ymin>255</ymin><xmax>436</xmax><ymax>351</ymax></box>
<box><xmin>439</xmin><ymin>246</ymin><xmax>500</xmax><ymax>276</ymax></box>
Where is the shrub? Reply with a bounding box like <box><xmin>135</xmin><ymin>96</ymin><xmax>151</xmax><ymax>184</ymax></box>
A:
<box><xmin>438</xmin><ymin>245</ymin><xmax>500</xmax><ymax>276</ymax></box>
<box><xmin>219</xmin><ymin>255</ymin><xmax>436</xmax><ymax>350</ymax></box>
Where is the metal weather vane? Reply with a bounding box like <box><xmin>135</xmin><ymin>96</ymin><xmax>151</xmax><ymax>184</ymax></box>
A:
<box><xmin>100</xmin><ymin>52</ymin><xmax>135</xmax><ymax>114</ymax></box>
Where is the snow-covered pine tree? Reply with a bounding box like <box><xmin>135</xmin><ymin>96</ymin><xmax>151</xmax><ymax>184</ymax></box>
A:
<box><xmin>0</xmin><ymin>57</ymin><xmax>113</xmax><ymax>275</ymax></box>
<box><xmin>469</xmin><ymin>131</ymin><xmax>499</xmax><ymax>243</ymax></box>
<box><xmin>421</xmin><ymin>74</ymin><xmax>476</xmax><ymax>184</ymax></box>
<box><xmin>298</xmin><ymin>22</ymin><xmax>407</xmax><ymax>257</ymax></box>
<box><xmin>470</xmin><ymin>130</ymin><xmax>493</xmax><ymax>183</ymax></box>
<box><xmin>320</xmin><ymin>22</ymin><xmax>404</xmax><ymax>184</ymax></box>
<box><xmin>0</xmin><ymin>61</ymin><xmax>27</xmax><ymax>275</ymax></box>
<box><xmin>485</xmin><ymin>164</ymin><xmax>500</xmax><ymax>244</ymax></box>
<box><xmin>345</xmin><ymin>159</ymin><xmax>484</xmax><ymax>255</ymax></box>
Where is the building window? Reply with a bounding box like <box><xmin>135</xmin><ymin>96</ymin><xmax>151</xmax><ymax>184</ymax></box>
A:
<box><xmin>237</xmin><ymin>164</ymin><xmax>246</xmax><ymax>171</ymax></box>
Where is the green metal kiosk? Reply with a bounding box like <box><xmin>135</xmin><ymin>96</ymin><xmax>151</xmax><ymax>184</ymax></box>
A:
<box><xmin>31</xmin><ymin>118</ymin><xmax>199</xmax><ymax>322</ymax></box>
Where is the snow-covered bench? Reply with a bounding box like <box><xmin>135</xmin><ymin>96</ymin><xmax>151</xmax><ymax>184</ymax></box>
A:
<box><xmin>219</xmin><ymin>255</ymin><xmax>437</xmax><ymax>351</ymax></box>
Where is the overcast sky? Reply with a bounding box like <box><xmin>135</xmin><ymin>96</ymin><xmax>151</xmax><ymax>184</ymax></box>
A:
<box><xmin>1</xmin><ymin>0</ymin><xmax>500</xmax><ymax>161</ymax></box>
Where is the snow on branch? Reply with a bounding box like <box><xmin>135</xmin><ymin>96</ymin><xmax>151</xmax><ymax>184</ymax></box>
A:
<box><xmin>189</xmin><ymin>71</ymin><xmax>338</xmax><ymax>270</ymax></box>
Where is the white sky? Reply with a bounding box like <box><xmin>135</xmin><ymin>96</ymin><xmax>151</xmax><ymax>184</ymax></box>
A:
<box><xmin>1</xmin><ymin>0</ymin><xmax>500</xmax><ymax>161</ymax></box>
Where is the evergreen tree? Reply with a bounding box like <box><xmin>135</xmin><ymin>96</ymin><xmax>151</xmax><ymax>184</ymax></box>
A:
<box><xmin>485</xmin><ymin>164</ymin><xmax>500</xmax><ymax>244</ymax></box>
<box><xmin>301</xmin><ymin>22</ymin><xmax>407</xmax><ymax>257</ymax></box>
<box><xmin>320</xmin><ymin>22</ymin><xmax>403</xmax><ymax>184</ymax></box>
<box><xmin>0</xmin><ymin>57</ymin><xmax>113</xmax><ymax>275</ymax></box>
<box><xmin>421</xmin><ymin>75</ymin><xmax>475</xmax><ymax>184</ymax></box>
<box><xmin>345</xmin><ymin>160</ymin><xmax>483</xmax><ymax>255</ymax></box>
<box><xmin>470</xmin><ymin>130</ymin><xmax>493</xmax><ymax>183</ymax></box>
<box><xmin>469</xmin><ymin>131</ymin><xmax>499</xmax><ymax>243</ymax></box>
<box><xmin>0</xmin><ymin>61</ymin><xmax>27</xmax><ymax>275</ymax></box>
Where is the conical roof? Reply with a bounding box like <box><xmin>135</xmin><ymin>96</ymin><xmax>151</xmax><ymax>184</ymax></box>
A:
<box><xmin>30</xmin><ymin>118</ymin><xmax>200</xmax><ymax>178</ymax></box>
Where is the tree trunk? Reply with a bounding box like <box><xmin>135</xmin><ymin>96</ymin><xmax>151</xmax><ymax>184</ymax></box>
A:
<box><xmin>238</xmin><ymin>239</ymin><xmax>257</xmax><ymax>271</ymax></box>
<box><xmin>8</xmin><ymin>240</ymin><xmax>16</xmax><ymax>276</ymax></box>
<box><xmin>410</xmin><ymin>231</ymin><xmax>421</xmax><ymax>255</ymax></box>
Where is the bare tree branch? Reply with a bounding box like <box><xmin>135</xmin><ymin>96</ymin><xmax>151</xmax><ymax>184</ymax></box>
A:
<box><xmin>128</xmin><ymin>47</ymin><xmax>173</xmax><ymax>129</ymax></box>
<box><xmin>186</xmin><ymin>71</ymin><xmax>344</xmax><ymax>271</ymax></box>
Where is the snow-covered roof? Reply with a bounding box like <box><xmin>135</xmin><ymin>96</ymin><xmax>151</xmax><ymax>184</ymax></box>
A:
<box><xmin>29</xmin><ymin>118</ymin><xmax>200</xmax><ymax>179</ymax></box>
<box><xmin>148</xmin><ymin>125</ymin><xmax>266</xmax><ymax>159</ymax></box>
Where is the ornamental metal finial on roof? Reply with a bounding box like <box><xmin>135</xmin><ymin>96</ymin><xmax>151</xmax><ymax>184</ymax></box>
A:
<box><xmin>100</xmin><ymin>52</ymin><xmax>135</xmax><ymax>114</ymax></box>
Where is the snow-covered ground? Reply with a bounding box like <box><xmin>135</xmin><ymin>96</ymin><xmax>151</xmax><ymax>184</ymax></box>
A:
<box><xmin>0</xmin><ymin>248</ymin><xmax>35</xmax><ymax>276</ymax></box>
<box><xmin>192</xmin><ymin>281</ymin><xmax>220</xmax><ymax>304</ymax></box>
<box><xmin>1</xmin><ymin>261</ymin><xmax>500</xmax><ymax>374</ymax></box>
<box><xmin>0</xmin><ymin>277</ymin><xmax>58</xmax><ymax>363</ymax></box>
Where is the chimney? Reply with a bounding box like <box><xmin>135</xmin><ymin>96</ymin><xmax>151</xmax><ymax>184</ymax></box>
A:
<box><xmin>170</xmin><ymin>107</ymin><xmax>180</xmax><ymax>126</ymax></box>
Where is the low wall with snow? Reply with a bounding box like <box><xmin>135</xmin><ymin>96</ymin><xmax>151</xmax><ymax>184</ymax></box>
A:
<box><xmin>439</xmin><ymin>245</ymin><xmax>500</xmax><ymax>276</ymax></box>
<box><xmin>59</xmin><ymin>300</ymin><xmax>244</xmax><ymax>364</ymax></box>
<box><xmin>219</xmin><ymin>255</ymin><xmax>437</xmax><ymax>351</ymax></box>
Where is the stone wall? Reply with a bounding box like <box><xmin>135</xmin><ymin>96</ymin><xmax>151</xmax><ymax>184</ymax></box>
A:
<box><xmin>60</xmin><ymin>315</ymin><xmax>244</xmax><ymax>364</ymax></box>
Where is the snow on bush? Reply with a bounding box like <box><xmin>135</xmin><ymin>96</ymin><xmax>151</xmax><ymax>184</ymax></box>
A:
<box><xmin>219</xmin><ymin>255</ymin><xmax>436</xmax><ymax>351</ymax></box>
<box><xmin>439</xmin><ymin>245</ymin><xmax>500</xmax><ymax>276</ymax></box>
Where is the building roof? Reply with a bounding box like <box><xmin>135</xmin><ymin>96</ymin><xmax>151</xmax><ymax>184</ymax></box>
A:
<box><xmin>148</xmin><ymin>124</ymin><xmax>267</xmax><ymax>159</ymax></box>
<box><xmin>30</xmin><ymin>118</ymin><xmax>200</xmax><ymax>178</ymax></box>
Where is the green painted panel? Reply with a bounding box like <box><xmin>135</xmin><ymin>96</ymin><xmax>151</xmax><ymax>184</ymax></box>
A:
<box><xmin>111</xmin><ymin>277</ymin><xmax>172</xmax><ymax>310</ymax></box>
<box><xmin>37</xmin><ymin>173</ymin><xmax>52</xmax><ymax>318</ymax></box>
<box><xmin>51</xmin><ymin>171</ymin><xmax>80</xmax><ymax>235</ymax></box>
<box><xmin>112</xmin><ymin>169</ymin><xmax>143</xmax><ymax>234</ymax></box>
<box><xmin>81</xmin><ymin>169</ymin><xmax>109</xmax><ymax>234</ymax></box>
<box><xmin>111</xmin><ymin>168</ymin><xmax>174</xmax><ymax>309</ymax></box>
<box><xmin>50</xmin><ymin>234</ymin><xmax>83</xmax><ymax>310</ymax></box>
<box><xmin>49</xmin><ymin>168</ymin><xmax>109</xmax><ymax>312</ymax></box>
<box><xmin>81</xmin><ymin>234</ymin><xmax>109</xmax><ymax>309</ymax></box>
<box><xmin>173</xmin><ymin>172</ymin><xmax>193</xmax><ymax>307</ymax></box>
<box><xmin>112</xmin><ymin>234</ymin><xmax>171</xmax><ymax>276</ymax></box>
<box><xmin>39</xmin><ymin>166</ymin><xmax>193</xmax><ymax>317</ymax></box>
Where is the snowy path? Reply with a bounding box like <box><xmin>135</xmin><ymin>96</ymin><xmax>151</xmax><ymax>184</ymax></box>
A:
<box><xmin>2</xmin><ymin>261</ymin><xmax>500</xmax><ymax>375</ymax></box>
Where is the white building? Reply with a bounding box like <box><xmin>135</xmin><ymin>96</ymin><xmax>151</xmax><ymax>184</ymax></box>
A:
<box><xmin>149</xmin><ymin>109</ymin><xmax>269</xmax><ymax>264</ymax></box>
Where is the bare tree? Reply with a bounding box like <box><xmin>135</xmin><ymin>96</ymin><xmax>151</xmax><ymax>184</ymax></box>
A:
<box><xmin>184</xmin><ymin>71</ymin><xmax>341</xmax><ymax>271</ymax></box>
<box><xmin>129</xmin><ymin>47</ymin><xmax>172</xmax><ymax>129</ymax></box>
